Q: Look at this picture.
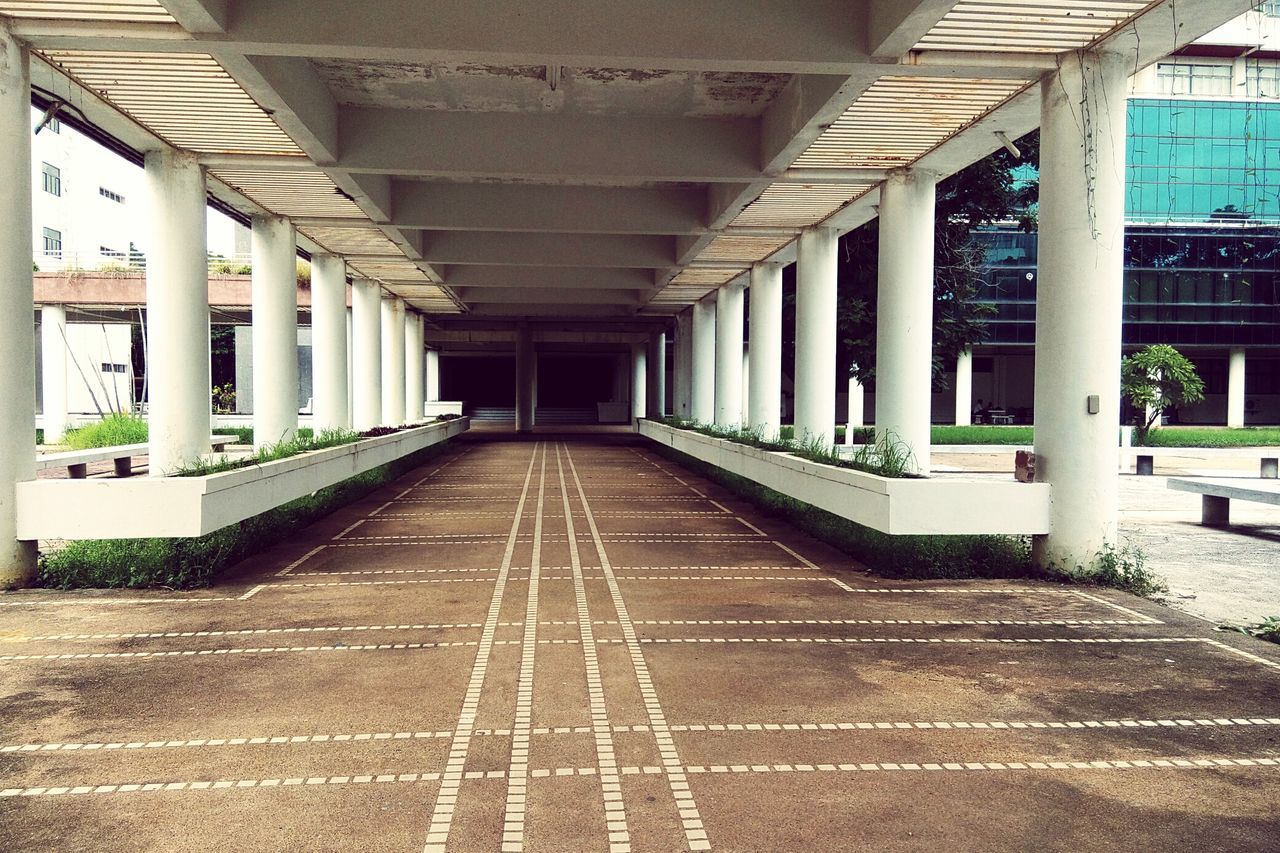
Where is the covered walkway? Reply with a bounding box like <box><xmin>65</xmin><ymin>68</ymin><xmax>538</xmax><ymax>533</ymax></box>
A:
<box><xmin>2</xmin><ymin>436</ymin><xmax>1278</xmax><ymax>850</ymax></box>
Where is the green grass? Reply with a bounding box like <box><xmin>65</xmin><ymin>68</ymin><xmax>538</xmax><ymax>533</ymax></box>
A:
<box><xmin>177</xmin><ymin>428</ymin><xmax>353</xmax><ymax>476</ymax></box>
<box><xmin>213</xmin><ymin>426</ymin><xmax>314</xmax><ymax>446</ymax></box>
<box><xmin>62</xmin><ymin>414</ymin><xmax>149</xmax><ymax>449</ymax></box>
<box><xmin>1138</xmin><ymin>427</ymin><xmax>1280</xmax><ymax>448</ymax></box>
<box><xmin>37</xmin><ymin>439</ymin><xmax>457</xmax><ymax>589</ymax></box>
<box><xmin>931</xmin><ymin>425</ymin><xmax>1034</xmax><ymax>445</ymax></box>
<box><xmin>35</xmin><ymin>429</ymin><xmax>43</xmax><ymax>445</ymax></box>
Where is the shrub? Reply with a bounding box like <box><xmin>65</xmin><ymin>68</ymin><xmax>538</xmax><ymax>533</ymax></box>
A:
<box><xmin>1054</xmin><ymin>543</ymin><xmax>1167</xmax><ymax>598</ymax></box>
<box><xmin>63</xmin><ymin>414</ymin><xmax>148</xmax><ymax>449</ymax></box>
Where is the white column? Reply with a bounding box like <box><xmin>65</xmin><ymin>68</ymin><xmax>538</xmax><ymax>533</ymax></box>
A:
<box><xmin>40</xmin><ymin>305</ymin><xmax>69</xmax><ymax>445</ymax></box>
<box><xmin>741</xmin><ymin>345</ymin><xmax>750</xmax><ymax>427</ymax></box>
<box><xmin>250</xmin><ymin>215</ymin><xmax>299</xmax><ymax>449</ymax></box>
<box><xmin>876</xmin><ymin>170</ymin><xmax>937</xmax><ymax>474</ymax></box>
<box><xmin>795</xmin><ymin>227</ymin><xmax>838</xmax><ymax>446</ymax></box>
<box><xmin>1032</xmin><ymin>50</ymin><xmax>1129</xmax><ymax>570</ymax></box>
<box><xmin>1227</xmin><ymin>347</ymin><xmax>1246</xmax><ymax>428</ymax></box>
<box><xmin>1</xmin><ymin>27</ymin><xmax>37</xmax><ymax>584</ymax></box>
<box><xmin>846</xmin><ymin>372</ymin><xmax>864</xmax><ymax>444</ymax></box>
<box><xmin>405</xmin><ymin>310</ymin><xmax>424</xmax><ymax>421</ymax></box>
<box><xmin>145</xmin><ymin>149</ymin><xmax>211</xmax><ymax>475</ymax></box>
<box><xmin>674</xmin><ymin>309</ymin><xmax>693</xmax><ymax>418</ymax></box>
<box><xmin>691</xmin><ymin>295</ymin><xmax>717</xmax><ymax>423</ymax></box>
<box><xmin>380</xmin><ymin>296</ymin><xmax>406</xmax><ymax>425</ymax></box>
<box><xmin>631</xmin><ymin>342</ymin><xmax>648</xmax><ymax>421</ymax></box>
<box><xmin>311</xmin><ymin>254</ymin><xmax>350</xmax><ymax>431</ymax></box>
<box><xmin>426</xmin><ymin>349</ymin><xmax>441</xmax><ymax>402</ymax></box>
<box><xmin>351</xmin><ymin>280</ymin><xmax>382</xmax><ymax>431</ymax></box>
<box><xmin>954</xmin><ymin>348</ymin><xmax>973</xmax><ymax>427</ymax></box>
<box><xmin>714</xmin><ymin>280</ymin><xmax>745</xmax><ymax>428</ymax></box>
<box><xmin>748</xmin><ymin>262</ymin><xmax>782</xmax><ymax>438</ymax></box>
<box><xmin>515</xmin><ymin>324</ymin><xmax>535</xmax><ymax>433</ymax></box>
<box><xmin>646</xmin><ymin>331</ymin><xmax>666</xmax><ymax>417</ymax></box>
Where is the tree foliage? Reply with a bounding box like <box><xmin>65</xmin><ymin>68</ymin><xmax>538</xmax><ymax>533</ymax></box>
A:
<box><xmin>1120</xmin><ymin>344</ymin><xmax>1206</xmax><ymax>442</ymax></box>
<box><xmin>815</xmin><ymin>131</ymin><xmax>1040</xmax><ymax>388</ymax></box>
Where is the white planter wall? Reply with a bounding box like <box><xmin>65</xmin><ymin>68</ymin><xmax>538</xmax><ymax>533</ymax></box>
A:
<box><xmin>18</xmin><ymin>417</ymin><xmax>469</xmax><ymax>540</ymax></box>
<box><xmin>639</xmin><ymin>420</ymin><xmax>1049</xmax><ymax>536</ymax></box>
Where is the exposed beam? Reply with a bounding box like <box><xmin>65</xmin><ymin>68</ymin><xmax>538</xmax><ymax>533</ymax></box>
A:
<box><xmin>419</xmin><ymin>232</ymin><xmax>675</xmax><ymax>268</ymax></box>
<box><xmin>337</xmin><ymin>108</ymin><xmax>760</xmax><ymax>183</ymax></box>
<box><xmin>443</xmin><ymin>266</ymin><xmax>657</xmax><ymax>291</ymax></box>
<box><xmin>159</xmin><ymin>0</ymin><xmax>227</xmax><ymax>33</ymax></box>
<box><xmin>392</xmin><ymin>181</ymin><xmax>707</xmax><ymax>235</ymax></box>
<box><xmin>866</xmin><ymin>0</ymin><xmax>958</xmax><ymax>58</ymax></box>
<box><xmin>456</xmin><ymin>287</ymin><xmax>644</xmax><ymax>306</ymax></box>
<box><xmin>217</xmin><ymin>54</ymin><xmax>338</xmax><ymax>162</ymax></box>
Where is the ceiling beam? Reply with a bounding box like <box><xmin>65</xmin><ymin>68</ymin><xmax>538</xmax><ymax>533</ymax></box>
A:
<box><xmin>159</xmin><ymin>0</ymin><xmax>227</xmax><ymax>33</ymax></box>
<box><xmin>419</xmin><ymin>232</ymin><xmax>676</xmax><ymax>268</ymax></box>
<box><xmin>442</xmin><ymin>266</ymin><xmax>659</xmax><ymax>291</ymax></box>
<box><xmin>455</xmin><ymin>287</ymin><xmax>644</xmax><ymax>306</ymax></box>
<box><xmin>865</xmin><ymin>0</ymin><xmax>958</xmax><ymax>59</ymax></box>
<box><xmin>392</xmin><ymin>181</ymin><xmax>707</xmax><ymax>235</ymax></box>
<box><xmin>337</xmin><ymin>108</ymin><xmax>760</xmax><ymax>182</ymax></box>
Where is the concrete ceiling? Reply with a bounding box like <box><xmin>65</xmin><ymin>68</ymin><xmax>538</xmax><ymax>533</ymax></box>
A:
<box><xmin>1</xmin><ymin>0</ymin><xmax>1256</xmax><ymax>325</ymax></box>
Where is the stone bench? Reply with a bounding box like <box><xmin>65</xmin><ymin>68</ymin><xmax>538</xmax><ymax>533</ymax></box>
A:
<box><xmin>1167</xmin><ymin>477</ymin><xmax>1280</xmax><ymax>527</ymax></box>
<box><xmin>35</xmin><ymin>436</ymin><xmax>237</xmax><ymax>479</ymax></box>
<box><xmin>1125</xmin><ymin>446</ymin><xmax>1279</xmax><ymax>478</ymax></box>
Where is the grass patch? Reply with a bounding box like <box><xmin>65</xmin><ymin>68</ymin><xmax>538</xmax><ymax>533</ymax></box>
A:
<box><xmin>931</xmin><ymin>425</ymin><xmax>1034</xmax><ymax>445</ymax></box>
<box><xmin>63</xmin><ymin>414</ymin><xmax>148</xmax><ymax>449</ymax></box>
<box><xmin>212</xmin><ymin>426</ymin><xmax>316</xmax><ymax>446</ymax></box>
<box><xmin>1057</xmin><ymin>543</ymin><xmax>1168</xmax><ymax>598</ymax></box>
<box><xmin>37</xmin><ymin>439</ymin><xmax>457</xmax><ymax>589</ymax></box>
<box><xmin>35</xmin><ymin>429</ymin><xmax>43</xmax><ymax>445</ymax></box>
<box><xmin>176</xmin><ymin>428</ymin><xmax>359</xmax><ymax>476</ymax></box>
<box><xmin>1138</xmin><ymin>427</ymin><xmax>1280</xmax><ymax>448</ymax></box>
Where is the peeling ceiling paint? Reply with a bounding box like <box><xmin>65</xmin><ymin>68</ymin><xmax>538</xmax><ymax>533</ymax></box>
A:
<box><xmin>312</xmin><ymin>60</ymin><xmax>789</xmax><ymax>117</ymax></box>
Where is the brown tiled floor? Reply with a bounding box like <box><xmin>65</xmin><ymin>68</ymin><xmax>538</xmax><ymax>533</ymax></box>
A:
<box><xmin>2</xmin><ymin>436</ymin><xmax>1279</xmax><ymax>851</ymax></box>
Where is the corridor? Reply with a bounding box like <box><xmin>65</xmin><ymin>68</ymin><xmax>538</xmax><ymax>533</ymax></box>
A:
<box><xmin>1</xmin><ymin>437</ymin><xmax>1279</xmax><ymax>851</ymax></box>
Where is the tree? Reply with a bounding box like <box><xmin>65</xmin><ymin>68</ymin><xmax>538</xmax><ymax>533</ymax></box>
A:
<box><xmin>818</xmin><ymin>131</ymin><xmax>1040</xmax><ymax>388</ymax></box>
<box><xmin>1121</xmin><ymin>344</ymin><xmax>1206</xmax><ymax>443</ymax></box>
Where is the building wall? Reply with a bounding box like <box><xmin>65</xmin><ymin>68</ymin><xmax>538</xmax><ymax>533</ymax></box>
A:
<box><xmin>34</xmin><ymin>321</ymin><xmax>134</xmax><ymax>416</ymax></box>
<box><xmin>233</xmin><ymin>325</ymin><xmax>313</xmax><ymax>414</ymax></box>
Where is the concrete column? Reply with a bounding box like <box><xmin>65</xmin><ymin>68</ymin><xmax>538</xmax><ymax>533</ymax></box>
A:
<box><xmin>145</xmin><ymin>149</ymin><xmax>211</xmax><ymax>475</ymax></box>
<box><xmin>631</xmin><ymin>342</ymin><xmax>648</xmax><ymax>421</ymax></box>
<box><xmin>747</xmin><ymin>262</ymin><xmax>783</xmax><ymax>438</ymax></box>
<box><xmin>40</xmin><ymin>305</ymin><xmax>69</xmax><ymax>445</ymax></box>
<box><xmin>405</xmin><ymin>310</ymin><xmax>424</xmax><ymax>421</ymax></box>
<box><xmin>674</xmin><ymin>309</ymin><xmax>693</xmax><ymax>418</ymax></box>
<box><xmin>346</xmin><ymin>308</ymin><xmax>354</xmax><ymax>426</ymax></box>
<box><xmin>0</xmin><ymin>28</ymin><xmax>37</xmax><ymax>584</ymax></box>
<box><xmin>691</xmin><ymin>295</ymin><xmax>717</xmax><ymax>423</ymax></box>
<box><xmin>1032</xmin><ymin>50</ymin><xmax>1129</xmax><ymax>570</ymax></box>
<box><xmin>741</xmin><ymin>346</ymin><xmax>750</xmax><ymax>427</ymax></box>
<box><xmin>714</xmin><ymin>280</ymin><xmax>745</xmax><ymax>428</ymax></box>
<box><xmin>250</xmin><ymin>214</ymin><xmax>299</xmax><ymax>449</ymax></box>
<box><xmin>795</xmin><ymin>227</ymin><xmax>838</xmax><ymax>447</ymax></box>
<box><xmin>955</xmin><ymin>348</ymin><xmax>973</xmax><ymax>427</ymax></box>
<box><xmin>380</xmin><ymin>296</ymin><xmax>406</xmax><ymax>425</ymax></box>
<box><xmin>515</xmin><ymin>324</ymin><xmax>535</xmax><ymax>433</ymax></box>
<box><xmin>846</xmin><ymin>372</ymin><xmax>865</xmax><ymax>444</ymax></box>
<box><xmin>311</xmin><ymin>254</ymin><xmax>349</xmax><ymax>431</ymax></box>
<box><xmin>351</xmin><ymin>280</ymin><xmax>382</xmax><ymax>431</ymax></box>
<box><xmin>426</xmin><ymin>349</ymin><xmax>440</xmax><ymax>402</ymax></box>
<box><xmin>1227</xmin><ymin>347</ymin><xmax>1246</xmax><ymax>428</ymax></box>
<box><xmin>646</xmin><ymin>331</ymin><xmax>667</xmax><ymax>417</ymax></box>
<box><xmin>876</xmin><ymin>170</ymin><xmax>937</xmax><ymax>474</ymax></box>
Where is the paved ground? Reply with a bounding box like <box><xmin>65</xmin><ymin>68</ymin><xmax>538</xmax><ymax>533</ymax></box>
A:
<box><xmin>3</xmin><ymin>435</ymin><xmax>1280</xmax><ymax>851</ymax></box>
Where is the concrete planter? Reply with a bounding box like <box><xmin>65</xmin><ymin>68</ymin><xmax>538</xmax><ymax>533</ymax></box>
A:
<box><xmin>17</xmin><ymin>418</ymin><xmax>469</xmax><ymax>540</ymax></box>
<box><xmin>639</xmin><ymin>420</ymin><xmax>1049</xmax><ymax>536</ymax></box>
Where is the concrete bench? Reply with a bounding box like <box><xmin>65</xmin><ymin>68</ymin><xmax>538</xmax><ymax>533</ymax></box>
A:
<box><xmin>35</xmin><ymin>436</ymin><xmax>238</xmax><ymax>478</ymax></box>
<box><xmin>1167</xmin><ymin>477</ymin><xmax>1280</xmax><ymax>527</ymax></box>
<box><xmin>1127</xmin><ymin>446</ymin><xmax>1279</xmax><ymax>477</ymax></box>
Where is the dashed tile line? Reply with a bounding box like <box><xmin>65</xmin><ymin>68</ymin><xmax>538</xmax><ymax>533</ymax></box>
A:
<box><xmin>0</xmin><ymin>596</ymin><xmax>235</xmax><ymax>607</ymax></box>
<box><xmin>17</xmin><ymin>623</ymin><xmax>486</xmax><ymax>642</ymax></box>
<box><xmin>367</xmin><ymin>500</ymin><xmax>396</xmax><ymax>517</ymax></box>
<box><xmin>504</xmin><ymin>444</ymin><xmax>548</xmax><ymax>853</ymax></box>
<box><xmin>830</xmin><ymin>578</ymin><xmax>858</xmax><ymax>593</ymax></box>
<box><xmin>1202</xmin><ymin>638</ymin><xmax>1280</xmax><ymax>672</ymax></box>
<box><xmin>274</xmin><ymin>545</ymin><xmax>326</xmax><ymax>578</ymax></box>
<box><xmin>626</xmin><ymin>618</ymin><xmax>1152</xmax><ymax>627</ymax></box>
<box><xmin>8</xmin><ymin>756</ymin><xmax>1280</xmax><ymax>798</ymax></box>
<box><xmin>237</xmin><ymin>585</ymin><xmax>265</xmax><ymax>600</ymax></box>
<box><xmin>331</xmin><ymin>519</ymin><xmax>367</xmax><ymax>541</ymax></box>
<box><xmin>423</xmin><ymin>441</ymin><xmax>540</xmax><ymax>853</ymax></box>
<box><xmin>0</xmin><ymin>641</ymin><xmax>483</xmax><ymax>661</ymax></box>
<box><xmin>289</xmin><ymin>568</ymin><xmax>501</xmax><ymax>577</ymax></box>
<box><xmin>276</xmin><ymin>577</ymin><xmax>501</xmax><ymax>587</ymax></box>
<box><xmin>625</xmin><ymin>636</ymin><xmax>1210</xmax><ymax>646</ymax></box>
<box><xmin>12</xmin><ymin>717</ymin><xmax>1280</xmax><ymax>755</ymax></box>
<box><xmin>557</xmin><ymin>444</ymin><xmax>631</xmax><ymax>853</ymax></box>
<box><xmin>565</xmin><ymin>443</ymin><xmax>707</xmax><ymax>852</ymax></box>
<box><xmin>1071</xmin><ymin>590</ymin><xmax>1164</xmax><ymax>625</ymax></box>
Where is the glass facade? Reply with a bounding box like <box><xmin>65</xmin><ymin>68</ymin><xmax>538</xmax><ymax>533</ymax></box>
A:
<box><xmin>974</xmin><ymin>226</ymin><xmax>1280</xmax><ymax>347</ymax></box>
<box><xmin>1127</xmin><ymin>97</ymin><xmax>1280</xmax><ymax>223</ymax></box>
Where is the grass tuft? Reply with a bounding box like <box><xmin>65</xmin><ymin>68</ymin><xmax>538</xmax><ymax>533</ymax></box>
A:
<box><xmin>176</xmin><ymin>428</ymin><xmax>359</xmax><ymax>477</ymax></box>
<box><xmin>62</xmin><ymin>414</ymin><xmax>149</xmax><ymax>449</ymax></box>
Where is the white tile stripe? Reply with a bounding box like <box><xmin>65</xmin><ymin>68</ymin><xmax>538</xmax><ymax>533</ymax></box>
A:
<box><xmin>0</xmin><ymin>641</ymin><xmax>481</xmax><ymax>662</ymax></box>
<box><xmin>7</xmin><ymin>755</ymin><xmax>1277</xmax><ymax>798</ymax></box>
<box><xmin>556</xmin><ymin>444</ymin><xmax>631</xmax><ymax>853</ymax></box>
<box><xmin>422</xmin><ymin>441</ymin><xmax>541</xmax><ymax>853</ymax></box>
<box><xmin>18</xmin><ymin>623</ymin><xmax>486</xmax><ymax>642</ymax></box>
<box><xmin>10</xmin><ymin>716</ymin><xmax>1280</xmax><ymax>755</ymax></box>
<box><xmin>503</xmin><ymin>445</ymin><xmax>547</xmax><ymax>853</ymax></box>
<box><xmin>1071</xmin><ymin>590</ymin><xmax>1163</xmax><ymax>625</ymax></box>
<box><xmin>564</xmin><ymin>443</ymin><xmax>709</xmax><ymax>852</ymax></box>
<box><xmin>290</xmin><ymin>567</ymin><xmax>501</xmax><ymax>577</ymax></box>
<box><xmin>275</xmin><ymin>546</ymin><xmax>326</xmax><ymax>577</ymax></box>
<box><xmin>627</xmin><ymin>636</ymin><xmax>1209</xmax><ymax>646</ymax></box>
<box><xmin>1203</xmin><ymin>638</ymin><xmax>1280</xmax><ymax>672</ymax></box>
